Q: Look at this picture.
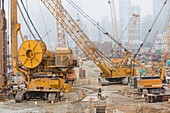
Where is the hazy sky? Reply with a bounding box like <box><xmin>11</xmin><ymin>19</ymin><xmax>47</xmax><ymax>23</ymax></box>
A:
<box><xmin>4</xmin><ymin>0</ymin><xmax>154</xmax><ymax>22</ymax></box>
<box><xmin>4</xmin><ymin>0</ymin><xmax>155</xmax><ymax>49</ymax></box>
<box><xmin>66</xmin><ymin>0</ymin><xmax>153</xmax><ymax>21</ymax></box>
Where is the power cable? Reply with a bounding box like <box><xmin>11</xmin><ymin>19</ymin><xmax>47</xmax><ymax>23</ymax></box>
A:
<box><xmin>133</xmin><ymin>0</ymin><xmax>168</xmax><ymax>58</ymax></box>
<box><xmin>66</xmin><ymin>0</ymin><xmax>107</xmax><ymax>35</ymax></box>
<box><xmin>20</xmin><ymin>0</ymin><xmax>43</xmax><ymax>41</ymax></box>
<box><xmin>38</xmin><ymin>0</ymin><xmax>52</xmax><ymax>50</ymax></box>
<box><xmin>163</xmin><ymin>8</ymin><xmax>170</xmax><ymax>32</ymax></box>
<box><xmin>17</xmin><ymin>1</ymin><xmax>37</xmax><ymax>40</ymax></box>
<box><xmin>67</xmin><ymin>0</ymin><xmax>168</xmax><ymax>59</ymax></box>
<box><xmin>64</xmin><ymin>0</ymin><xmax>119</xmax><ymax>66</ymax></box>
<box><xmin>66</xmin><ymin>0</ymin><xmax>128</xmax><ymax>51</ymax></box>
<box><xmin>111</xmin><ymin>15</ymin><xmax>133</xmax><ymax>51</ymax></box>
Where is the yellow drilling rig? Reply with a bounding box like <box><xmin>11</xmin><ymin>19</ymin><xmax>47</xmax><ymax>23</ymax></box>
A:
<box><xmin>10</xmin><ymin>0</ymin><xmax>76</xmax><ymax>102</ymax></box>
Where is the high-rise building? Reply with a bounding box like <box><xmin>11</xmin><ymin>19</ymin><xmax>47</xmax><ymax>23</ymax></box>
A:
<box><xmin>141</xmin><ymin>15</ymin><xmax>153</xmax><ymax>42</ymax></box>
<box><xmin>119</xmin><ymin>0</ymin><xmax>141</xmax><ymax>49</ymax></box>
<box><xmin>119</xmin><ymin>0</ymin><xmax>132</xmax><ymax>44</ymax></box>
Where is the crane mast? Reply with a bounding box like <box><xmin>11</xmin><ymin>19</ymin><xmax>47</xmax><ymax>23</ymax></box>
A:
<box><xmin>0</xmin><ymin>0</ymin><xmax>7</xmax><ymax>86</ymax></box>
<box><xmin>11</xmin><ymin>0</ymin><xmax>19</xmax><ymax>74</ymax></box>
<box><xmin>41</xmin><ymin>0</ymin><xmax>115</xmax><ymax>76</ymax></box>
<box><xmin>127</xmin><ymin>14</ymin><xmax>139</xmax><ymax>50</ymax></box>
<box><xmin>56</xmin><ymin>0</ymin><xmax>66</xmax><ymax>48</ymax></box>
<box><xmin>108</xmin><ymin>0</ymin><xmax>119</xmax><ymax>41</ymax></box>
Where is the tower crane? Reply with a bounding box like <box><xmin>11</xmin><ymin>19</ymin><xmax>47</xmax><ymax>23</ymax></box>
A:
<box><xmin>108</xmin><ymin>0</ymin><xmax>120</xmax><ymax>55</ymax></box>
<box><xmin>108</xmin><ymin>0</ymin><xmax>119</xmax><ymax>41</ymax></box>
<box><xmin>127</xmin><ymin>14</ymin><xmax>139</xmax><ymax>50</ymax></box>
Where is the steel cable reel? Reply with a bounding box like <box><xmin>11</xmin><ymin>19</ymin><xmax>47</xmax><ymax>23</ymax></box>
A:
<box><xmin>19</xmin><ymin>40</ymin><xmax>46</xmax><ymax>68</ymax></box>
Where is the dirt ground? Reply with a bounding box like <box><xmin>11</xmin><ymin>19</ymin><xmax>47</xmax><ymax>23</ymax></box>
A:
<box><xmin>1</xmin><ymin>61</ymin><xmax>170</xmax><ymax>113</ymax></box>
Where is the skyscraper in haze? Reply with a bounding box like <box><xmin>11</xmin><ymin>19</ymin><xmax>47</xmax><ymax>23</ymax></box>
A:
<box><xmin>119</xmin><ymin>0</ymin><xmax>141</xmax><ymax>48</ymax></box>
<box><xmin>119</xmin><ymin>0</ymin><xmax>132</xmax><ymax>44</ymax></box>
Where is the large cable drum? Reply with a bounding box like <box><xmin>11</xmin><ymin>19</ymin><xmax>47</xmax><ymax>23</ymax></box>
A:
<box><xmin>19</xmin><ymin>40</ymin><xmax>46</xmax><ymax>68</ymax></box>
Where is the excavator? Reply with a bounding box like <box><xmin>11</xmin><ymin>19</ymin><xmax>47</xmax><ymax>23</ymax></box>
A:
<box><xmin>10</xmin><ymin>0</ymin><xmax>77</xmax><ymax>102</ymax></box>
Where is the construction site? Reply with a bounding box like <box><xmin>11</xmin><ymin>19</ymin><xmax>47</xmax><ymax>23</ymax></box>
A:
<box><xmin>0</xmin><ymin>0</ymin><xmax>170</xmax><ymax>113</ymax></box>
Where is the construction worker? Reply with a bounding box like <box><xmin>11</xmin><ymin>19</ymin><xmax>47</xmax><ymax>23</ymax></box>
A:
<box><xmin>12</xmin><ymin>88</ymin><xmax>17</xmax><ymax>99</ymax></box>
<box><xmin>98</xmin><ymin>88</ymin><xmax>102</xmax><ymax>98</ymax></box>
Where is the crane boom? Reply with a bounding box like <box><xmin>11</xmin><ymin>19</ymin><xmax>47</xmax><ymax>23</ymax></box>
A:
<box><xmin>148</xmin><ymin>30</ymin><xmax>158</xmax><ymax>53</ymax></box>
<box><xmin>41</xmin><ymin>0</ymin><xmax>115</xmax><ymax>76</ymax></box>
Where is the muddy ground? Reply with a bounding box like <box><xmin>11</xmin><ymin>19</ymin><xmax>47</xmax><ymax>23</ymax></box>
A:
<box><xmin>0</xmin><ymin>61</ymin><xmax>170</xmax><ymax>113</ymax></box>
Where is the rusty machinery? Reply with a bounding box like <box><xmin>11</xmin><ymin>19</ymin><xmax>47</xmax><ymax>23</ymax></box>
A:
<box><xmin>0</xmin><ymin>0</ymin><xmax>7</xmax><ymax>93</ymax></box>
<box><xmin>10</xmin><ymin>0</ymin><xmax>76</xmax><ymax>102</ymax></box>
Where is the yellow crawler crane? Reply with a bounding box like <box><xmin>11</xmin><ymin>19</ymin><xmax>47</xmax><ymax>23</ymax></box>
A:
<box><xmin>10</xmin><ymin>0</ymin><xmax>75</xmax><ymax>102</ymax></box>
<box><xmin>41</xmin><ymin>0</ymin><xmax>168</xmax><ymax>103</ymax></box>
<box><xmin>131</xmin><ymin>58</ymin><xmax>165</xmax><ymax>93</ymax></box>
<box><xmin>41</xmin><ymin>0</ymin><xmax>136</xmax><ymax>85</ymax></box>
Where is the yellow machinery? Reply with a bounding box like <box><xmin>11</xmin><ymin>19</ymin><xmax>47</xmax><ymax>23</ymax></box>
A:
<box><xmin>15</xmin><ymin>39</ymin><xmax>74</xmax><ymax>102</ymax></box>
<box><xmin>10</xmin><ymin>0</ymin><xmax>76</xmax><ymax>102</ymax></box>
<box><xmin>40</xmin><ymin>0</ymin><xmax>168</xmax><ymax>98</ymax></box>
<box><xmin>131</xmin><ymin>57</ymin><xmax>165</xmax><ymax>93</ymax></box>
<box><xmin>55</xmin><ymin>0</ymin><xmax>77</xmax><ymax>82</ymax></box>
<box><xmin>41</xmin><ymin>0</ymin><xmax>136</xmax><ymax>86</ymax></box>
<box><xmin>134</xmin><ymin>12</ymin><xmax>169</xmax><ymax>94</ymax></box>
